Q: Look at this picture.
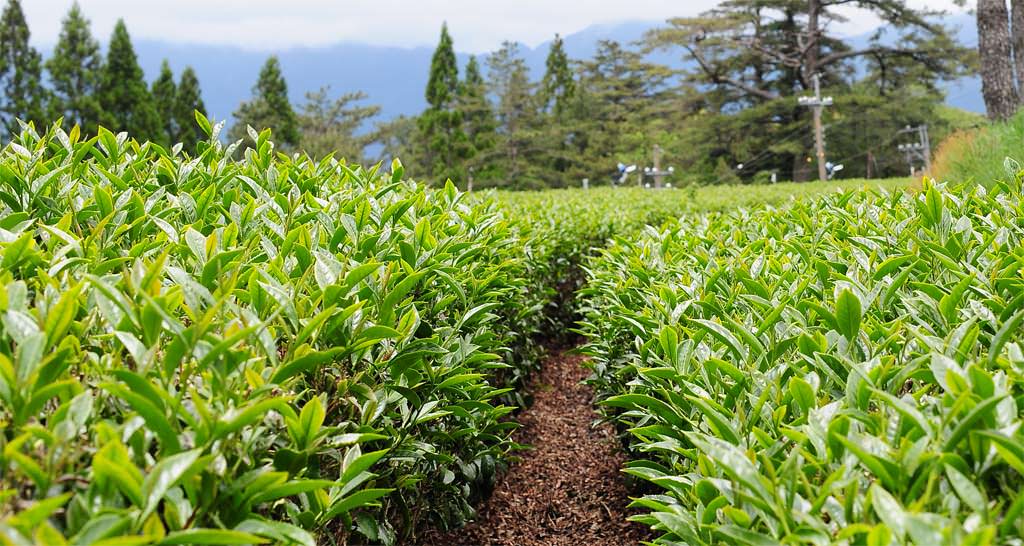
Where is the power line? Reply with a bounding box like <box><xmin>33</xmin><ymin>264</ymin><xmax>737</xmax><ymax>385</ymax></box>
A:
<box><xmin>719</xmin><ymin>102</ymin><xmax>940</xmax><ymax>185</ymax></box>
<box><xmin>798</xmin><ymin>74</ymin><xmax>834</xmax><ymax>182</ymax></box>
<box><xmin>896</xmin><ymin>125</ymin><xmax>931</xmax><ymax>175</ymax></box>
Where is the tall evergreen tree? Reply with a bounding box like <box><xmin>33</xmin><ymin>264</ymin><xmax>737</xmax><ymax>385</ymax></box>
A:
<box><xmin>487</xmin><ymin>41</ymin><xmax>544</xmax><ymax>188</ymax></box>
<box><xmin>1012</xmin><ymin>0</ymin><xmax>1024</xmax><ymax>101</ymax></box>
<box><xmin>151</xmin><ymin>60</ymin><xmax>177</xmax><ymax>146</ymax></box>
<box><xmin>418</xmin><ymin>23</ymin><xmax>468</xmax><ymax>184</ymax></box>
<box><xmin>540</xmin><ymin>35</ymin><xmax>575</xmax><ymax>116</ymax></box>
<box><xmin>459</xmin><ymin>55</ymin><xmax>496</xmax><ymax>187</ymax></box>
<box><xmin>297</xmin><ymin>86</ymin><xmax>380</xmax><ymax>161</ymax></box>
<box><xmin>98</xmin><ymin>20</ymin><xmax>161</xmax><ymax>140</ymax></box>
<box><xmin>174</xmin><ymin>67</ymin><xmax>207</xmax><ymax>150</ymax></box>
<box><xmin>647</xmin><ymin>0</ymin><xmax>968</xmax><ymax>180</ymax></box>
<box><xmin>229</xmin><ymin>56</ymin><xmax>299</xmax><ymax>148</ymax></box>
<box><xmin>572</xmin><ymin>41</ymin><xmax>668</xmax><ymax>183</ymax></box>
<box><xmin>45</xmin><ymin>2</ymin><xmax>102</xmax><ymax>135</ymax></box>
<box><xmin>538</xmin><ymin>35</ymin><xmax>578</xmax><ymax>185</ymax></box>
<box><xmin>0</xmin><ymin>0</ymin><xmax>45</xmax><ymax>137</ymax></box>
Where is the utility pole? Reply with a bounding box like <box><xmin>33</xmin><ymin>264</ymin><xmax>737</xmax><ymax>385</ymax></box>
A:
<box><xmin>644</xmin><ymin>144</ymin><xmax>674</xmax><ymax>188</ymax></box>
<box><xmin>799</xmin><ymin>74</ymin><xmax>834</xmax><ymax>182</ymax></box>
<box><xmin>653</xmin><ymin>144</ymin><xmax>662</xmax><ymax>187</ymax></box>
<box><xmin>921</xmin><ymin>125</ymin><xmax>931</xmax><ymax>173</ymax></box>
<box><xmin>896</xmin><ymin>125</ymin><xmax>932</xmax><ymax>175</ymax></box>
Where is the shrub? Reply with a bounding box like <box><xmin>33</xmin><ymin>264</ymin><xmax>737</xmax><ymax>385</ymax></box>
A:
<box><xmin>930</xmin><ymin>110</ymin><xmax>1024</xmax><ymax>187</ymax></box>
<box><xmin>581</xmin><ymin>178</ymin><xmax>1024</xmax><ymax>543</ymax></box>
<box><xmin>930</xmin><ymin>128</ymin><xmax>979</xmax><ymax>182</ymax></box>
<box><xmin>0</xmin><ymin>120</ymin><xmax>540</xmax><ymax>545</ymax></box>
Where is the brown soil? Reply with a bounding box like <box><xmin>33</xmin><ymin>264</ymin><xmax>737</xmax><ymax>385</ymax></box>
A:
<box><xmin>413</xmin><ymin>351</ymin><xmax>651</xmax><ymax>546</ymax></box>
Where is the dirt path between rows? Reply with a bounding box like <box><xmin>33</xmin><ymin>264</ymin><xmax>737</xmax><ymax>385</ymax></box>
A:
<box><xmin>414</xmin><ymin>350</ymin><xmax>651</xmax><ymax>546</ymax></box>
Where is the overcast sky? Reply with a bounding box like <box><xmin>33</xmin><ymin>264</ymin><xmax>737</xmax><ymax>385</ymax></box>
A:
<box><xmin>24</xmin><ymin>0</ymin><xmax>969</xmax><ymax>53</ymax></box>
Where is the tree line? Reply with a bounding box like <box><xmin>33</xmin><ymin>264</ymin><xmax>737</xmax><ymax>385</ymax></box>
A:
<box><xmin>3</xmin><ymin>0</ymin><xmax>981</xmax><ymax>187</ymax></box>
<box><xmin>0</xmin><ymin>0</ymin><xmax>207</xmax><ymax>147</ymax></box>
<box><xmin>369</xmin><ymin>0</ymin><xmax>976</xmax><ymax>188</ymax></box>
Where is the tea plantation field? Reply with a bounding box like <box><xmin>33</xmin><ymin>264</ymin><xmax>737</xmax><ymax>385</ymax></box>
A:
<box><xmin>1</xmin><ymin>122</ymin><xmax>1021</xmax><ymax>545</ymax></box>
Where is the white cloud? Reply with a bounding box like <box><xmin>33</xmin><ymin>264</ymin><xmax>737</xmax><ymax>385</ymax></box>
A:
<box><xmin>24</xmin><ymin>0</ymin><xmax>969</xmax><ymax>53</ymax></box>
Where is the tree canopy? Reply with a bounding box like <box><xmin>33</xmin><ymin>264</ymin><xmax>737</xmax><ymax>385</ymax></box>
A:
<box><xmin>98</xmin><ymin>20</ymin><xmax>161</xmax><ymax>140</ymax></box>
<box><xmin>45</xmin><ymin>2</ymin><xmax>102</xmax><ymax>134</ymax></box>
<box><xmin>174</xmin><ymin>67</ymin><xmax>208</xmax><ymax>150</ymax></box>
<box><xmin>0</xmin><ymin>0</ymin><xmax>46</xmax><ymax>136</ymax></box>
<box><xmin>229</xmin><ymin>56</ymin><xmax>300</xmax><ymax>148</ymax></box>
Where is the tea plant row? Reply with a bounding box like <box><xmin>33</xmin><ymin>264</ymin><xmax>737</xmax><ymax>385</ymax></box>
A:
<box><xmin>580</xmin><ymin>178</ymin><xmax>1024</xmax><ymax>543</ymax></box>
<box><xmin>0</xmin><ymin>121</ymin><xmax>574</xmax><ymax>545</ymax></box>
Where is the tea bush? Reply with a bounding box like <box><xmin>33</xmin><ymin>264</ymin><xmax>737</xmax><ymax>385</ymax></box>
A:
<box><xmin>581</xmin><ymin>179</ymin><xmax>1024</xmax><ymax>543</ymax></box>
<box><xmin>0</xmin><ymin>120</ymin><xmax>549</xmax><ymax>545</ymax></box>
<box><xmin>494</xmin><ymin>179</ymin><xmax>909</xmax><ymax>334</ymax></box>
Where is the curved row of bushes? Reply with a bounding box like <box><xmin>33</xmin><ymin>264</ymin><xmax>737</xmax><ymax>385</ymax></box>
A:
<box><xmin>580</xmin><ymin>179</ymin><xmax>1024</xmax><ymax>543</ymax></box>
<box><xmin>0</xmin><ymin>121</ymin><xmax>562</xmax><ymax>545</ymax></box>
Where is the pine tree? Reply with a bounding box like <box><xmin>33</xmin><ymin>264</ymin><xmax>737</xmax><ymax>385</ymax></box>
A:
<box><xmin>487</xmin><ymin>41</ymin><xmax>544</xmax><ymax>189</ymax></box>
<box><xmin>45</xmin><ymin>2</ymin><xmax>102</xmax><ymax>135</ymax></box>
<box><xmin>151</xmin><ymin>60</ymin><xmax>177</xmax><ymax>146</ymax></box>
<box><xmin>459</xmin><ymin>55</ymin><xmax>496</xmax><ymax>187</ymax></box>
<box><xmin>537</xmin><ymin>35</ymin><xmax>578</xmax><ymax>185</ymax></box>
<box><xmin>297</xmin><ymin>86</ymin><xmax>380</xmax><ymax>161</ymax></box>
<box><xmin>426</xmin><ymin>23</ymin><xmax>458</xmax><ymax>112</ymax></box>
<box><xmin>98</xmin><ymin>20</ymin><xmax>161</xmax><ymax>140</ymax></box>
<box><xmin>174</xmin><ymin>67</ymin><xmax>207</xmax><ymax>150</ymax></box>
<box><xmin>569</xmin><ymin>41</ymin><xmax>670</xmax><ymax>184</ymax></box>
<box><xmin>418</xmin><ymin>23</ymin><xmax>468</xmax><ymax>184</ymax></box>
<box><xmin>1012</xmin><ymin>0</ymin><xmax>1024</xmax><ymax>100</ymax></box>
<box><xmin>229</xmin><ymin>56</ymin><xmax>299</xmax><ymax>148</ymax></box>
<box><xmin>540</xmin><ymin>35</ymin><xmax>575</xmax><ymax>116</ymax></box>
<box><xmin>0</xmin><ymin>0</ymin><xmax>46</xmax><ymax>137</ymax></box>
<box><xmin>646</xmin><ymin>0</ymin><xmax>969</xmax><ymax>180</ymax></box>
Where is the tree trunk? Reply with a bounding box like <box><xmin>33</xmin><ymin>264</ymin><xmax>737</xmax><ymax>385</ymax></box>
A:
<box><xmin>978</xmin><ymin>0</ymin><xmax>1019</xmax><ymax>120</ymax></box>
<box><xmin>1013</xmin><ymin>0</ymin><xmax>1024</xmax><ymax>100</ymax></box>
<box><xmin>805</xmin><ymin>0</ymin><xmax>822</xmax><ymax>85</ymax></box>
<box><xmin>792</xmin><ymin>153</ymin><xmax>811</xmax><ymax>182</ymax></box>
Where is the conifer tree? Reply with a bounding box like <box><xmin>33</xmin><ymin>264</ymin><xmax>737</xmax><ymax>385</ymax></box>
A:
<box><xmin>646</xmin><ymin>0</ymin><xmax>968</xmax><ymax>180</ymax></box>
<box><xmin>98</xmin><ymin>20</ymin><xmax>161</xmax><ymax>140</ymax></box>
<box><xmin>576</xmin><ymin>40</ymin><xmax>666</xmax><ymax>168</ymax></box>
<box><xmin>0</xmin><ymin>0</ymin><xmax>46</xmax><ymax>137</ymax></box>
<box><xmin>537</xmin><ymin>35</ymin><xmax>578</xmax><ymax>185</ymax></box>
<box><xmin>151</xmin><ymin>60</ymin><xmax>177</xmax><ymax>146</ymax></box>
<box><xmin>418</xmin><ymin>23</ymin><xmax>468</xmax><ymax>183</ymax></box>
<box><xmin>459</xmin><ymin>55</ymin><xmax>496</xmax><ymax>187</ymax></box>
<box><xmin>487</xmin><ymin>41</ymin><xmax>543</xmax><ymax>188</ymax></box>
<box><xmin>540</xmin><ymin>35</ymin><xmax>575</xmax><ymax>116</ymax></box>
<box><xmin>229</xmin><ymin>56</ymin><xmax>299</xmax><ymax>148</ymax></box>
<box><xmin>174</xmin><ymin>67</ymin><xmax>207</xmax><ymax>150</ymax></box>
<box><xmin>45</xmin><ymin>2</ymin><xmax>102</xmax><ymax>135</ymax></box>
<box><xmin>979</xmin><ymin>0</ymin><xmax>1019</xmax><ymax>119</ymax></box>
<box><xmin>297</xmin><ymin>86</ymin><xmax>380</xmax><ymax>161</ymax></box>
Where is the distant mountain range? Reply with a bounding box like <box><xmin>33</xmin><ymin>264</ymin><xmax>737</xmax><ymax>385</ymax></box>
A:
<box><xmin>84</xmin><ymin>15</ymin><xmax>982</xmax><ymax>130</ymax></box>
